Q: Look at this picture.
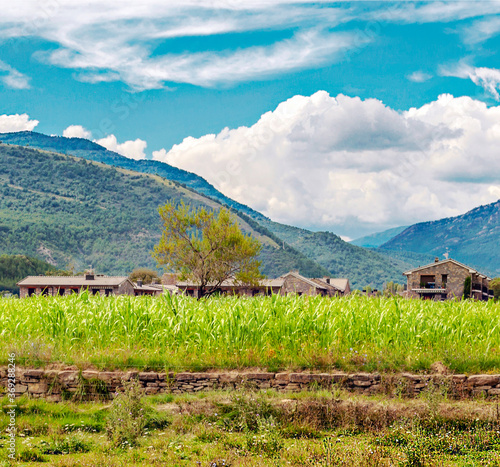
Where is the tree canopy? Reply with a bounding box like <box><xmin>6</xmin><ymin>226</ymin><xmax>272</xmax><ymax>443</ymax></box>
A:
<box><xmin>129</xmin><ymin>268</ymin><xmax>159</xmax><ymax>284</ymax></box>
<box><xmin>153</xmin><ymin>202</ymin><xmax>262</xmax><ymax>298</ymax></box>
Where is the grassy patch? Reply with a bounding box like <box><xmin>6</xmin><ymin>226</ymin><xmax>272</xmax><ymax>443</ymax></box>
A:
<box><xmin>1</xmin><ymin>390</ymin><xmax>500</xmax><ymax>466</ymax></box>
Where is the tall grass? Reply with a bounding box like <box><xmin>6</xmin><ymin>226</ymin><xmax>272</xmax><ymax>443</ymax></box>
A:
<box><xmin>1</xmin><ymin>293</ymin><xmax>499</xmax><ymax>372</ymax></box>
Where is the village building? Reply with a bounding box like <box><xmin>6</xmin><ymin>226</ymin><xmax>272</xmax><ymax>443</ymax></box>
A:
<box><xmin>133</xmin><ymin>279</ymin><xmax>168</xmax><ymax>296</ymax></box>
<box><xmin>17</xmin><ymin>272</ymin><xmax>135</xmax><ymax>298</ymax></box>
<box><xmin>171</xmin><ymin>270</ymin><xmax>350</xmax><ymax>298</ymax></box>
<box><xmin>403</xmin><ymin>258</ymin><xmax>493</xmax><ymax>301</ymax></box>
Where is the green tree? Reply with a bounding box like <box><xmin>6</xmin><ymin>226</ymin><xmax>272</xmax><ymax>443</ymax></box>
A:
<box><xmin>129</xmin><ymin>268</ymin><xmax>159</xmax><ymax>284</ymax></box>
<box><xmin>490</xmin><ymin>277</ymin><xmax>500</xmax><ymax>300</ymax></box>
<box><xmin>153</xmin><ymin>202</ymin><xmax>262</xmax><ymax>298</ymax></box>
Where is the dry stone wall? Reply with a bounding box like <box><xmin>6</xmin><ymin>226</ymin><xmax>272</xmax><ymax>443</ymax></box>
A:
<box><xmin>1</xmin><ymin>368</ymin><xmax>500</xmax><ymax>402</ymax></box>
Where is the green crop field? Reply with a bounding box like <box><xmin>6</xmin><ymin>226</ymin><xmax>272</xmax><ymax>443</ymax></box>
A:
<box><xmin>1</xmin><ymin>294</ymin><xmax>499</xmax><ymax>373</ymax></box>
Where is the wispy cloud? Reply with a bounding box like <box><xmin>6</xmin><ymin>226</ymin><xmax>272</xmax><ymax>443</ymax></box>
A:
<box><xmin>441</xmin><ymin>62</ymin><xmax>500</xmax><ymax>100</ymax></box>
<box><xmin>407</xmin><ymin>71</ymin><xmax>432</xmax><ymax>83</ymax></box>
<box><xmin>0</xmin><ymin>60</ymin><xmax>30</xmax><ymax>89</ymax></box>
<box><xmin>2</xmin><ymin>1</ymin><xmax>500</xmax><ymax>90</ymax></box>
<box><xmin>461</xmin><ymin>16</ymin><xmax>500</xmax><ymax>45</ymax></box>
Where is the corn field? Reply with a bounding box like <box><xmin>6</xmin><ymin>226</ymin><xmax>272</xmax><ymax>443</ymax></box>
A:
<box><xmin>1</xmin><ymin>293</ymin><xmax>499</xmax><ymax>372</ymax></box>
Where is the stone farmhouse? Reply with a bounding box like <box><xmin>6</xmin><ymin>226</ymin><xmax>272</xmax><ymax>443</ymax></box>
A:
<box><xmin>17</xmin><ymin>272</ymin><xmax>136</xmax><ymax>298</ymax></box>
<box><xmin>172</xmin><ymin>270</ymin><xmax>350</xmax><ymax>298</ymax></box>
<box><xmin>403</xmin><ymin>258</ymin><xmax>493</xmax><ymax>301</ymax></box>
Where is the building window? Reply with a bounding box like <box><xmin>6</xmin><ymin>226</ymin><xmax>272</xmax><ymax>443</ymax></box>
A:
<box><xmin>41</xmin><ymin>287</ymin><xmax>49</xmax><ymax>296</ymax></box>
<box><xmin>441</xmin><ymin>274</ymin><xmax>448</xmax><ymax>288</ymax></box>
<box><xmin>28</xmin><ymin>288</ymin><xmax>36</xmax><ymax>296</ymax></box>
<box><xmin>420</xmin><ymin>275</ymin><xmax>436</xmax><ymax>288</ymax></box>
<box><xmin>58</xmin><ymin>288</ymin><xmax>65</xmax><ymax>296</ymax></box>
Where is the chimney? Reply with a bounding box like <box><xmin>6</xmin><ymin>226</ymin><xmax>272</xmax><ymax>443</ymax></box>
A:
<box><xmin>290</xmin><ymin>269</ymin><xmax>299</xmax><ymax>274</ymax></box>
<box><xmin>152</xmin><ymin>278</ymin><xmax>159</xmax><ymax>285</ymax></box>
<box><xmin>434</xmin><ymin>257</ymin><xmax>439</xmax><ymax>263</ymax></box>
<box><xmin>323</xmin><ymin>277</ymin><xmax>330</xmax><ymax>284</ymax></box>
<box><xmin>85</xmin><ymin>273</ymin><xmax>94</xmax><ymax>280</ymax></box>
<box><xmin>137</xmin><ymin>279</ymin><xmax>143</xmax><ymax>287</ymax></box>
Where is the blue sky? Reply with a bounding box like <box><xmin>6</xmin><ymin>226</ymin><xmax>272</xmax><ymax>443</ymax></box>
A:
<box><xmin>1</xmin><ymin>1</ymin><xmax>500</xmax><ymax>238</ymax></box>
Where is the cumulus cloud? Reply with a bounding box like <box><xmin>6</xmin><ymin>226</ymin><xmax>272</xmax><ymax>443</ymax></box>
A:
<box><xmin>63</xmin><ymin>125</ymin><xmax>92</xmax><ymax>139</ymax></box>
<box><xmin>0</xmin><ymin>60</ymin><xmax>30</xmax><ymax>89</ymax></box>
<box><xmin>0</xmin><ymin>113</ymin><xmax>39</xmax><ymax>132</ymax></box>
<box><xmin>95</xmin><ymin>134</ymin><xmax>147</xmax><ymax>160</ymax></box>
<box><xmin>154</xmin><ymin>92</ymin><xmax>500</xmax><ymax>237</ymax></box>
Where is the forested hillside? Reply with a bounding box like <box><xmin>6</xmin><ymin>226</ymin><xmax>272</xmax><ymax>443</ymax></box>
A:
<box><xmin>0</xmin><ymin>132</ymin><xmax>421</xmax><ymax>288</ymax></box>
<box><xmin>380</xmin><ymin>200</ymin><xmax>500</xmax><ymax>277</ymax></box>
<box><xmin>0</xmin><ymin>255</ymin><xmax>56</xmax><ymax>293</ymax></box>
<box><xmin>0</xmin><ymin>143</ymin><xmax>327</xmax><ymax>278</ymax></box>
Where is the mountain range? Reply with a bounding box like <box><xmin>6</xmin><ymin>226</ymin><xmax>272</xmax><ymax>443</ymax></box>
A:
<box><xmin>0</xmin><ymin>131</ymin><xmax>497</xmax><ymax>286</ymax></box>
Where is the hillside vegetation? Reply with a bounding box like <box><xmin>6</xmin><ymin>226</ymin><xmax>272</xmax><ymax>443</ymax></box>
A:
<box><xmin>0</xmin><ymin>143</ymin><xmax>326</xmax><ymax>278</ymax></box>
<box><xmin>0</xmin><ymin>254</ymin><xmax>56</xmax><ymax>293</ymax></box>
<box><xmin>381</xmin><ymin>200</ymin><xmax>500</xmax><ymax>277</ymax></box>
<box><xmin>0</xmin><ymin>132</ymin><xmax>416</xmax><ymax>288</ymax></box>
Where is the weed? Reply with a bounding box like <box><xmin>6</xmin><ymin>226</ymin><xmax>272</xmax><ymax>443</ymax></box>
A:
<box><xmin>106</xmin><ymin>379</ymin><xmax>147</xmax><ymax>447</ymax></box>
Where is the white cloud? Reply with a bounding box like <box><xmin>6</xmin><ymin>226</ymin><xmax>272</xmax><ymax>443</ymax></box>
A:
<box><xmin>461</xmin><ymin>16</ymin><xmax>500</xmax><ymax>45</ymax></box>
<box><xmin>0</xmin><ymin>60</ymin><xmax>30</xmax><ymax>89</ymax></box>
<box><xmin>0</xmin><ymin>113</ymin><xmax>39</xmax><ymax>132</ymax></box>
<box><xmin>407</xmin><ymin>71</ymin><xmax>432</xmax><ymax>83</ymax></box>
<box><xmin>441</xmin><ymin>62</ymin><xmax>500</xmax><ymax>100</ymax></box>
<box><xmin>2</xmin><ymin>1</ymin><xmax>499</xmax><ymax>90</ymax></box>
<box><xmin>95</xmin><ymin>134</ymin><xmax>147</xmax><ymax>160</ymax></box>
<box><xmin>154</xmin><ymin>92</ymin><xmax>500</xmax><ymax>237</ymax></box>
<box><xmin>63</xmin><ymin>125</ymin><xmax>92</xmax><ymax>139</ymax></box>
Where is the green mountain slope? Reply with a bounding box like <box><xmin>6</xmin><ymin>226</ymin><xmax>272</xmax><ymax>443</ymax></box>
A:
<box><xmin>380</xmin><ymin>200</ymin><xmax>500</xmax><ymax>277</ymax></box>
<box><xmin>0</xmin><ymin>131</ymin><xmax>265</xmax><ymax>220</ymax></box>
<box><xmin>351</xmin><ymin>225</ymin><xmax>408</xmax><ymax>248</ymax></box>
<box><xmin>0</xmin><ymin>131</ymin><xmax>416</xmax><ymax>288</ymax></box>
<box><xmin>257</xmin><ymin>219</ymin><xmax>415</xmax><ymax>288</ymax></box>
<box><xmin>0</xmin><ymin>143</ymin><xmax>327</xmax><ymax>277</ymax></box>
<box><xmin>0</xmin><ymin>254</ymin><xmax>56</xmax><ymax>293</ymax></box>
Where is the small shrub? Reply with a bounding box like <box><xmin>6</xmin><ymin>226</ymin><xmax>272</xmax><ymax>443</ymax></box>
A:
<box><xmin>245</xmin><ymin>416</ymin><xmax>283</xmax><ymax>457</ymax></box>
<box><xmin>40</xmin><ymin>434</ymin><xmax>92</xmax><ymax>454</ymax></box>
<box><xmin>17</xmin><ymin>448</ymin><xmax>47</xmax><ymax>462</ymax></box>
<box><xmin>106</xmin><ymin>380</ymin><xmax>147</xmax><ymax>447</ymax></box>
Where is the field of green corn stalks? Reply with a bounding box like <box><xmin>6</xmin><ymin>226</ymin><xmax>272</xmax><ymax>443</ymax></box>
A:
<box><xmin>1</xmin><ymin>293</ymin><xmax>499</xmax><ymax>372</ymax></box>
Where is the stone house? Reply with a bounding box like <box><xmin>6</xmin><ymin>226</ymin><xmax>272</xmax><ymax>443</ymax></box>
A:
<box><xmin>403</xmin><ymin>258</ymin><xmax>493</xmax><ymax>301</ymax></box>
<box><xmin>17</xmin><ymin>272</ymin><xmax>135</xmax><ymax>298</ymax></box>
<box><xmin>133</xmin><ymin>279</ymin><xmax>166</xmax><ymax>296</ymax></box>
<box><xmin>172</xmin><ymin>270</ymin><xmax>350</xmax><ymax>298</ymax></box>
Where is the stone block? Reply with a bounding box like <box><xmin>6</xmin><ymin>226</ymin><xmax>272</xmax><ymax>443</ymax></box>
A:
<box><xmin>82</xmin><ymin>371</ymin><xmax>100</xmax><ymax>380</ymax></box>
<box><xmin>15</xmin><ymin>384</ymin><xmax>28</xmax><ymax>393</ymax></box>
<box><xmin>138</xmin><ymin>372</ymin><xmax>158</xmax><ymax>382</ymax></box>
<box><xmin>219</xmin><ymin>374</ymin><xmax>239</xmax><ymax>383</ymax></box>
<box><xmin>350</xmin><ymin>373</ymin><xmax>372</xmax><ymax>382</ymax></box>
<box><xmin>353</xmin><ymin>380</ymin><xmax>372</xmax><ymax>387</ymax></box>
<box><xmin>468</xmin><ymin>375</ymin><xmax>500</xmax><ymax>387</ymax></box>
<box><xmin>488</xmin><ymin>388</ymin><xmax>500</xmax><ymax>395</ymax></box>
<box><xmin>58</xmin><ymin>371</ymin><xmax>78</xmax><ymax>383</ymax></box>
<box><xmin>24</xmin><ymin>369</ymin><xmax>44</xmax><ymax>378</ymax></box>
<box><xmin>245</xmin><ymin>373</ymin><xmax>274</xmax><ymax>380</ymax></box>
<box><xmin>176</xmin><ymin>373</ymin><xmax>195</xmax><ymax>381</ymax></box>
<box><xmin>275</xmin><ymin>373</ymin><xmax>289</xmax><ymax>381</ymax></box>
<box><xmin>28</xmin><ymin>382</ymin><xmax>48</xmax><ymax>394</ymax></box>
<box><xmin>290</xmin><ymin>373</ymin><xmax>312</xmax><ymax>383</ymax></box>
